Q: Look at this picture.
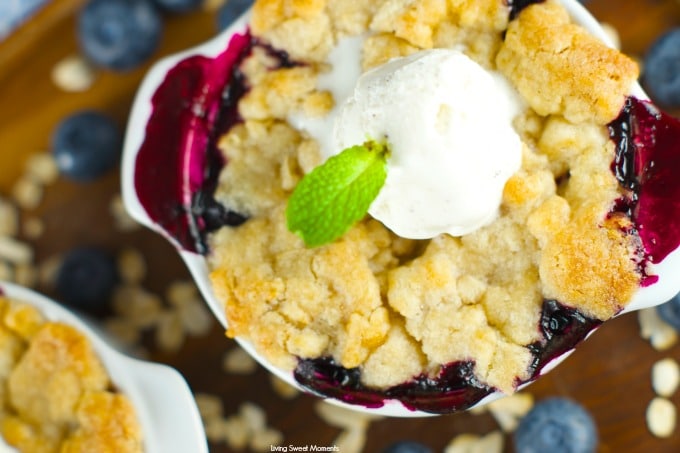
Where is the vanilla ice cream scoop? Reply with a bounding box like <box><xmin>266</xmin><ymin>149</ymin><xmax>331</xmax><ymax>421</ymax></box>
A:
<box><xmin>335</xmin><ymin>49</ymin><xmax>523</xmax><ymax>239</ymax></box>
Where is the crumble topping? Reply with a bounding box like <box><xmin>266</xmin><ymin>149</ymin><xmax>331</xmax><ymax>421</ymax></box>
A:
<box><xmin>496</xmin><ymin>1</ymin><xmax>639</xmax><ymax>124</ymax></box>
<box><xmin>208</xmin><ymin>0</ymin><xmax>640</xmax><ymax>395</ymax></box>
<box><xmin>0</xmin><ymin>296</ymin><xmax>143</xmax><ymax>452</ymax></box>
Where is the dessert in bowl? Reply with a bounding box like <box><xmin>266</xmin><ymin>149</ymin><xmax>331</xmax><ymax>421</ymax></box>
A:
<box><xmin>121</xmin><ymin>0</ymin><xmax>680</xmax><ymax>416</ymax></box>
<box><xmin>0</xmin><ymin>281</ymin><xmax>208</xmax><ymax>452</ymax></box>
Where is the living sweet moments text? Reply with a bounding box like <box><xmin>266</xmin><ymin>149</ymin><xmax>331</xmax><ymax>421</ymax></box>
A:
<box><xmin>270</xmin><ymin>446</ymin><xmax>340</xmax><ymax>452</ymax></box>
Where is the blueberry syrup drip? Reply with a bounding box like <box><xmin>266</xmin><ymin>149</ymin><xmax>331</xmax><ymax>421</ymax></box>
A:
<box><xmin>506</xmin><ymin>0</ymin><xmax>545</xmax><ymax>20</ymax></box>
<box><xmin>294</xmin><ymin>358</ymin><xmax>494</xmax><ymax>414</ymax></box>
<box><xmin>608</xmin><ymin>97</ymin><xmax>680</xmax><ymax>265</ymax></box>
<box><xmin>526</xmin><ymin>299</ymin><xmax>602</xmax><ymax>378</ymax></box>
<box><xmin>294</xmin><ymin>357</ymin><xmax>385</xmax><ymax>408</ymax></box>
<box><xmin>386</xmin><ymin>362</ymin><xmax>494</xmax><ymax>413</ymax></box>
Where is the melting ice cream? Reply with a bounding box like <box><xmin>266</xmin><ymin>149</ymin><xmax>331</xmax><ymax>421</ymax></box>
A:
<box><xmin>335</xmin><ymin>49</ymin><xmax>524</xmax><ymax>238</ymax></box>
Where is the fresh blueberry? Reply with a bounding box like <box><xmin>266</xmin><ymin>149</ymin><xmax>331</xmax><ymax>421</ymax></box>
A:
<box><xmin>51</xmin><ymin>110</ymin><xmax>122</xmax><ymax>181</ymax></box>
<box><xmin>78</xmin><ymin>0</ymin><xmax>163</xmax><ymax>71</ymax></box>
<box><xmin>217</xmin><ymin>0</ymin><xmax>253</xmax><ymax>31</ymax></box>
<box><xmin>153</xmin><ymin>0</ymin><xmax>202</xmax><ymax>13</ymax></box>
<box><xmin>55</xmin><ymin>247</ymin><xmax>119</xmax><ymax>313</ymax></box>
<box><xmin>657</xmin><ymin>291</ymin><xmax>680</xmax><ymax>330</ymax></box>
<box><xmin>643</xmin><ymin>28</ymin><xmax>680</xmax><ymax>108</ymax></box>
<box><xmin>381</xmin><ymin>441</ymin><xmax>433</xmax><ymax>453</ymax></box>
<box><xmin>514</xmin><ymin>397</ymin><xmax>598</xmax><ymax>453</ymax></box>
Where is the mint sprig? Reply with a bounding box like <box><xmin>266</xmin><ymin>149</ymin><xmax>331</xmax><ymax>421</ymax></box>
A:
<box><xmin>286</xmin><ymin>140</ymin><xmax>390</xmax><ymax>247</ymax></box>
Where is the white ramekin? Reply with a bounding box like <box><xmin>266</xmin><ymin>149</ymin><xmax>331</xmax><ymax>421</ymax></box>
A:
<box><xmin>0</xmin><ymin>282</ymin><xmax>209</xmax><ymax>452</ymax></box>
<box><xmin>120</xmin><ymin>0</ymin><xmax>677</xmax><ymax>417</ymax></box>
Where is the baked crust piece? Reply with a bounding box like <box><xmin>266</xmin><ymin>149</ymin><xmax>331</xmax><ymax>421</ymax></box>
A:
<box><xmin>209</xmin><ymin>0</ymin><xmax>641</xmax><ymax>395</ymax></box>
<box><xmin>60</xmin><ymin>391</ymin><xmax>143</xmax><ymax>453</ymax></box>
<box><xmin>496</xmin><ymin>0</ymin><xmax>639</xmax><ymax>125</ymax></box>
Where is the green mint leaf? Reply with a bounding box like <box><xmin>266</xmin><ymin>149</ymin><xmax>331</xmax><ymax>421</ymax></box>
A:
<box><xmin>286</xmin><ymin>140</ymin><xmax>389</xmax><ymax>247</ymax></box>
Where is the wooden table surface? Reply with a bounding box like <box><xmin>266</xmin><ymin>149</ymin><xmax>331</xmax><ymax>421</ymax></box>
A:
<box><xmin>1</xmin><ymin>1</ymin><xmax>679</xmax><ymax>452</ymax></box>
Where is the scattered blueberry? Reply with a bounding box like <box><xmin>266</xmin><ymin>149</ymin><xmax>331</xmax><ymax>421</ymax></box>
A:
<box><xmin>514</xmin><ymin>397</ymin><xmax>598</xmax><ymax>453</ymax></box>
<box><xmin>51</xmin><ymin>110</ymin><xmax>122</xmax><ymax>181</ymax></box>
<box><xmin>55</xmin><ymin>247</ymin><xmax>119</xmax><ymax>313</ymax></box>
<box><xmin>381</xmin><ymin>441</ymin><xmax>433</xmax><ymax>453</ymax></box>
<box><xmin>78</xmin><ymin>0</ymin><xmax>163</xmax><ymax>71</ymax></box>
<box><xmin>657</xmin><ymin>291</ymin><xmax>680</xmax><ymax>330</ymax></box>
<box><xmin>153</xmin><ymin>0</ymin><xmax>202</xmax><ymax>13</ymax></box>
<box><xmin>217</xmin><ymin>0</ymin><xmax>253</xmax><ymax>31</ymax></box>
<box><xmin>643</xmin><ymin>28</ymin><xmax>680</xmax><ymax>108</ymax></box>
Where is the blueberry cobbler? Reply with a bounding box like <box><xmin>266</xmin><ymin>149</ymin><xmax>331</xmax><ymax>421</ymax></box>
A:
<box><xmin>134</xmin><ymin>0</ymin><xmax>680</xmax><ymax>413</ymax></box>
<box><xmin>0</xmin><ymin>295</ymin><xmax>143</xmax><ymax>451</ymax></box>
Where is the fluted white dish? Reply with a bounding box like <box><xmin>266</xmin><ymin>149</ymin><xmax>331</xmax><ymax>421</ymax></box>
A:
<box><xmin>0</xmin><ymin>282</ymin><xmax>208</xmax><ymax>453</ymax></box>
<box><xmin>121</xmin><ymin>0</ymin><xmax>679</xmax><ymax>417</ymax></box>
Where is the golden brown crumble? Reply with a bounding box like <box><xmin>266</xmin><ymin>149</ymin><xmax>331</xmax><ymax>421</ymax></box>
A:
<box><xmin>0</xmin><ymin>296</ymin><xmax>143</xmax><ymax>452</ymax></box>
<box><xmin>208</xmin><ymin>0</ymin><xmax>640</xmax><ymax>395</ymax></box>
<box><xmin>496</xmin><ymin>1</ymin><xmax>639</xmax><ymax>125</ymax></box>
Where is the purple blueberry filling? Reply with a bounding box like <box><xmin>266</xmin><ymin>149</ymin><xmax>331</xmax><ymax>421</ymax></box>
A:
<box><xmin>608</xmin><ymin>97</ymin><xmax>680</xmax><ymax>265</ymax></box>
<box><xmin>526</xmin><ymin>300</ymin><xmax>603</xmax><ymax>379</ymax></box>
<box><xmin>133</xmin><ymin>26</ymin><xmax>680</xmax><ymax>413</ymax></box>
<box><xmin>294</xmin><ymin>299</ymin><xmax>601</xmax><ymax>414</ymax></box>
<box><xmin>295</xmin><ymin>357</ymin><xmax>494</xmax><ymax>414</ymax></box>
<box><xmin>134</xmin><ymin>30</ymin><xmax>253</xmax><ymax>254</ymax></box>
<box><xmin>134</xmin><ymin>30</ymin><xmax>299</xmax><ymax>253</ymax></box>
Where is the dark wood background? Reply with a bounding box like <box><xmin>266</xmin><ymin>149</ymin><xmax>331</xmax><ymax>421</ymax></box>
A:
<box><xmin>1</xmin><ymin>1</ymin><xmax>679</xmax><ymax>451</ymax></box>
